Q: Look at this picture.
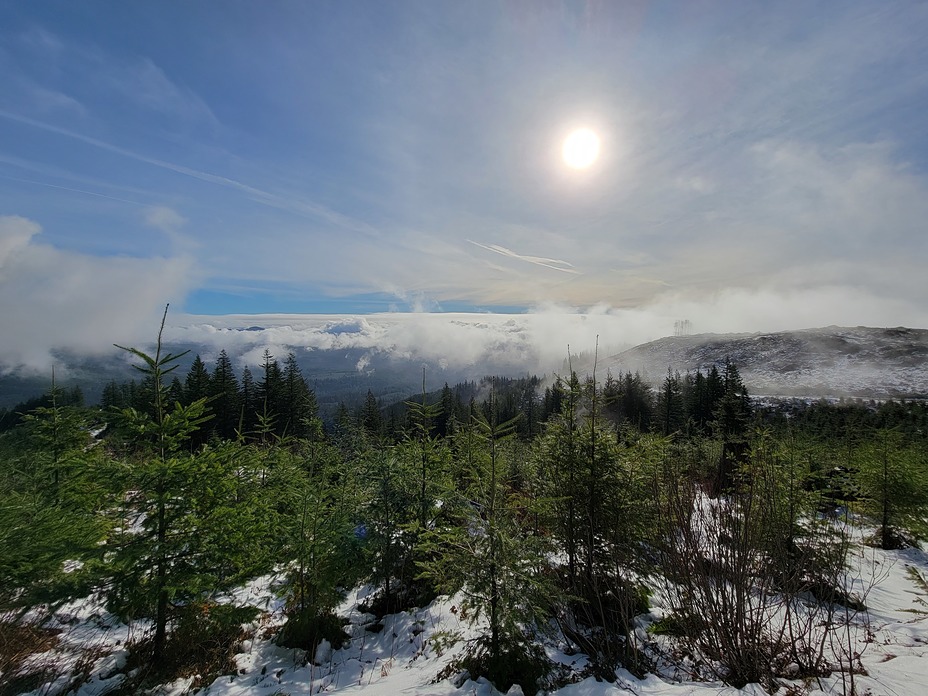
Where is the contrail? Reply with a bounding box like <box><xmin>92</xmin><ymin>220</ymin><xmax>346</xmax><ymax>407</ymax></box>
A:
<box><xmin>468</xmin><ymin>239</ymin><xmax>581</xmax><ymax>274</ymax></box>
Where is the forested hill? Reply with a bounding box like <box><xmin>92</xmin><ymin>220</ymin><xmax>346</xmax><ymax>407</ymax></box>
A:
<box><xmin>604</xmin><ymin>326</ymin><xmax>928</xmax><ymax>399</ymax></box>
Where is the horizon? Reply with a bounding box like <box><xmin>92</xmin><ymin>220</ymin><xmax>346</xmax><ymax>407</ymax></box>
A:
<box><xmin>2</xmin><ymin>2</ymin><xmax>928</xmax><ymax>371</ymax></box>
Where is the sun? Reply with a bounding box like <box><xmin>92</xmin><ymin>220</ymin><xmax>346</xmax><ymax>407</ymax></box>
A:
<box><xmin>562</xmin><ymin>128</ymin><xmax>600</xmax><ymax>169</ymax></box>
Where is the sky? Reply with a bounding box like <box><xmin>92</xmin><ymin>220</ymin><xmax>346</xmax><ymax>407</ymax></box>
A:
<box><xmin>1</xmin><ymin>1</ymin><xmax>928</xmax><ymax>372</ymax></box>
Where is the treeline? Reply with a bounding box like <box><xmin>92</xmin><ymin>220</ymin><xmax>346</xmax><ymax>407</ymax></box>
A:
<box><xmin>99</xmin><ymin>348</ymin><xmax>319</xmax><ymax>444</ymax></box>
<box><xmin>347</xmin><ymin>361</ymin><xmax>748</xmax><ymax>444</ymax></box>
<box><xmin>0</xmin><ymin>384</ymin><xmax>84</xmax><ymax>433</ymax></box>
<box><xmin>2</xmin><ymin>327</ymin><xmax>928</xmax><ymax>694</ymax></box>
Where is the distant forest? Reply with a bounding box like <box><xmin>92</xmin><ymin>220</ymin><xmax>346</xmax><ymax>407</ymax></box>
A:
<box><xmin>2</xmin><ymin>347</ymin><xmax>926</xmax><ymax>443</ymax></box>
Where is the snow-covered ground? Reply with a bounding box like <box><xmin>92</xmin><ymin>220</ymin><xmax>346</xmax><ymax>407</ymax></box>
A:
<box><xmin>605</xmin><ymin>326</ymin><xmax>928</xmax><ymax>398</ymax></box>
<box><xmin>8</xmin><ymin>529</ymin><xmax>928</xmax><ymax>696</ymax></box>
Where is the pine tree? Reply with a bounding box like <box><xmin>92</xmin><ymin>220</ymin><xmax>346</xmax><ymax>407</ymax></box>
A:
<box><xmin>274</xmin><ymin>442</ymin><xmax>361</xmax><ymax>650</ymax></box>
<box><xmin>240</xmin><ymin>365</ymin><xmax>257</xmax><ymax>437</ymax></box>
<box><xmin>405</xmin><ymin>369</ymin><xmax>445</xmax><ymax>533</ymax></box>
<box><xmin>182</xmin><ymin>354</ymin><xmax>212</xmax><ymax>449</ymax></box>
<box><xmin>436</xmin><ymin>383</ymin><xmax>456</xmax><ymax>438</ymax></box>
<box><xmin>107</xmin><ymin>306</ymin><xmax>263</xmax><ymax>666</ymax></box>
<box><xmin>536</xmin><ymin>371</ymin><xmax>583</xmax><ymax>588</ymax></box>
<box><xmin>281</xmin><ymin>352</ymin><xmax>320</xmax><ymax>440</ymax></box>
<box><xmin>655</xmin><ymin>369</ymin><xmax>684</xmax><ymax>436</ymax></box>
<box><xmin>420</xmin><ymin>392</ymin><xmax>555</xmax><ymax>692</ymax></box>
<box><xmin>1</xmin><ymin>381</ymin><xmax>109</xmax><ymax>609</ymax></box>
<box><xmin>166</xmin><ymin>376</ymin><xmax>185</xmax><ymax>407</ymax></box>
<box><xmin>360</xmin><ymin>389</ymin><xmax>384</xmax><ymax>440</ymax></box>
<box><xmin>256</xmin><ymin>350</ymin><xmax>285</xmax><ymax>437</ymax></box>
<box><xmin>184</xmin><ymin>355</ymin><xmax>211</xmax><ymax>404</ymax></box>
<box><xmin>855</xmin><ymin>429</ymin><xmax>928</xmax><ymax>548</ymax></box>
<box><xmin>209</xmin><ymin>349</ymin><xmax>241</xmax><ymax>441</ymax></box>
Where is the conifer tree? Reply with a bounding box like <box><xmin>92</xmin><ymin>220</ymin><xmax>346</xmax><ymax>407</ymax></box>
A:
<box><xmin>183</xmin><ymin>354</ymin><xmax>212</xmax><ymax>449</ymax></box>
<box><xmin>106</xmin><ymin>306</ymin><xmax>268</xmax><ymax>666</ymax></box>
<box><xmin>405</xmin><ymin>369</ymin><xmax>445</xmax><ymax>533</ymax></box>
<box><xmin>281</xmin><ymin>352</ymin><xmax>319</xmax><ymax>440</ymax></box>
<box><xmin>184</xmin><ymin>354</ymin><xmax>211</xmax><ymax>404</ymax></box>
<box><xmin>712</xmin><ymin>358</ymin><xmax>751</xmax><ymax>442</ymax></box>
<box><xmin>855</xmin><ymin>429</ymin><xmax>928</xmax><ymax>548</ymax></box>
<box><xmin>360</xmin><ymin>389</ymin><xmax>384</xmax><ymax>440</ymax></box>
<box><xmin>420</xmin><ymin>392</ymin><xmax>555</xmax><ymax>692</ymax></box>
<box><xmin>209</xmin><ymin>349</ymin><xmax>241</xmax><ymax>440</ymax></box>
<box><xmin>655</xmin><ymin>369</ymin><xmax>684</xmax><ymax>436</ymax></box>
<box><xmin>166</xmin><ymin>376</ymin><xmax>185</xmax><ymax>407</ymax></box>
<box><xmin>256</xmin><ymin>350</ymin><xmax>285</xmax><ymax>435</ymax></box>
<box><xmin>1</xmin><ymin>382</ymin><xmax>108</xmax><ymax>609</ymax></box>
<box><xmin>536</xmin><ymin>371</ymin><xmax>583</xmax><ymax>588</ymax></box>
<box><xmin>275</xmin><ymin>441</ymin><xmax>361</xmax><ymax>650</ymax></box>
<box><xmin>240</xmin><ymin>365</ymin><xmax>257</xmax><ymax>436</ymax></box>
<box><xmin>436</xmin><ymin>383</ymin><xmax>456</xmax><ymax>438</ymax></box>
<box><xmin>361</xmin><ymin>447</ymin><xmax>420</xmax><ymax>610</ymax></box>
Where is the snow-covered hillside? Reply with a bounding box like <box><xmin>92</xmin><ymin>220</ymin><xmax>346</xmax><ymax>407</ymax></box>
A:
<box><xmin>11</xmin><ymin>530</ymin><xmax>928</xmax><ymax>696</ymax></box>
<box><xmin>604</xmin><ymin>326</ymin><xmax>928</xmax><ymax>399</ymax></box>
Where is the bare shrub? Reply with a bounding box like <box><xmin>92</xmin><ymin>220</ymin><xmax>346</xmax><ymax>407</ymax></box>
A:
<box><xmin>655</xmin><ymin>431</ymin><xmax>867</xmax><ymax>691</ymax></box>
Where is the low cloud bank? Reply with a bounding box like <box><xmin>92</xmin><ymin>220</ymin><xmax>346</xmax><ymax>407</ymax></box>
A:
<box><xmin>0</xmin><ymin>215</ymin><xmax>196</xmax><ymax>375</ymax></box>
<box><xmin>167</xmin><ymin>284</ymin><xmax>928</xmax><ymax>377</ymax></box>
<box><xmin>2</xmin><ymin>212</ymin><xmax>923</xmax><ymax>379</ymax></box>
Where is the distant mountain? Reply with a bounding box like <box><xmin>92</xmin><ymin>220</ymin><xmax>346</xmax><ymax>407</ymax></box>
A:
<box><xmin>603</xmin><ymin>326</ymin><xmax>928</xmax><ymax>399</ymax></box>
<box><xmin>4</xmin><ymin>323</ymin><xmax>926</xmax><ymax>411</ymax></box>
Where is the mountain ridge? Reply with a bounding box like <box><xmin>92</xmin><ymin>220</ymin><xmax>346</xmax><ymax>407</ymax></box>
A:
<box><xmin>603</xmin><ymin>325</ymin><xmax>928</xmax><ymax>399</ymax></box>
<box><xmin>3</xmin><ymin>324</ymin><xmax>927</xmax><ymax>409</ymax></box>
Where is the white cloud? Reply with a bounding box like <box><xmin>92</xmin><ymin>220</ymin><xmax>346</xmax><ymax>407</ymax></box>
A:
<box><xmin>0</xmin><ymin>215</ymin><xmax>39</xmax><ymax>268</ymax></box>
<box><xmin>144</xmin><ymin>205</ymin><xmax>187</xmax><ymax>232</ymax></box>
<box><xmin>0</xmin><ymin>216</ymin><xmax>197</xmax><ymax>373</ymax></box>
<box><xmin>143</xmin><ymin>206</ymin><xmax>197</xmax><ymax>254</ymax></box>
<box><xmin>170</xmin><ymin>278</ymin><xmax>928</xmax><ymax>381</ymax></box>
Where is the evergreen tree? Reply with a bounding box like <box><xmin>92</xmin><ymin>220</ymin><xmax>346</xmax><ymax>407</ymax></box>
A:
<box><xmin>104</xmin><ymin>306</ymin><xmax>269</xmax><ymax>666</ymax></box>
<box><xmin>1</xmin><ymin>383</ymin><xmax>109</xmax><ymax>609</ymax></box>
<box><xmin>360</xmin><ymin>389</ymin><xmax>384</xmax><ymax>440</ymax></box>
<box><xmin>361</xmin><ymin>447</ymin><xmax>421</xmax><ymax>610</ymax></box>
<box><xmin>209</xmin><ymin>349</ymin><xmax>241</xmax><ymax>441</ymax></box>
<box><xmin>101</xmin><ymin>380</ymin><xmax>124</xmax><ymax>410</ymax></box>
<box><xmin>405</xmin><ymin>369</ymin><xmax>446</xmax><ymax>532</ymax></box>
<box><xmin>281</xmin><ymin>352</ymin><xmax>319</xmax><ymax>440</ymax></box>
<box><xmin>436</xmin><ymin>383</ymin><xmax>456</xmax><ymax>438</ymax></box>
<box><xmin>256</xmin><ymin>350</ymin><xmax>285</xmax><ymax>436</ymax></box>
<box><xmin>542</xmin><ymin>380</ymin><xmax>565</xmax><ymax>423</ymax></box>
<box><xmin>239</xmin><ymin>365</ymin><xmax>257</xmax><ymax>437</ymax></box>
<box><xmin>854</xmin><ymin>429</ymin><xmax>928</xmax><ymax>548</ymax></box>
<box><xmin>420</xmin><ymin>393</ymin><xmax>555</xmax><ymax>692</ymax></box>
<box><xmin>655</xmin><ymin>369</ymin><xmax>684</xmax><ymax>436</ymax></box>
<box><xmin>713</xmin><ymin>358</ymin><xmax>751</xmax><ymax>442</ymax></box>
<box><xmin>274</xmin><ymin>442</ymin><xmax>361</xmax><ymax>650</ymax></box>
<box><xmin>536</xmin><ymin>372</ymin><xmax>583</xmax><ymax>587</ymax></box>
<box><xmin>518</xmin><ymin>378</ymin><xmax>541</xmax><ymax>439</ymax></box>
<box><xmin>184</xmin><ymin>355</ymin><xmax>211</xmax><ymax>404</ymax></box>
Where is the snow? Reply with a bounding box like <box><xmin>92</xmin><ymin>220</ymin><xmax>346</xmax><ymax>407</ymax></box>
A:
<box><xmin>7</xmin><ymin>536</ymin><xmax>928</xmax><ymax>696</ymax></box>
<box><xmin>605</xmin><ymin>326</ymin><xmax>928</xmax><ymax>399</ymax></box>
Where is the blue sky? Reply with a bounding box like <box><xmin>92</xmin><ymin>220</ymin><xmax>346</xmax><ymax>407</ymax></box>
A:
<box><xmin>2</xmin><ymin>1</ymin><xmax>928</xmax><ymax>368</ymax></box>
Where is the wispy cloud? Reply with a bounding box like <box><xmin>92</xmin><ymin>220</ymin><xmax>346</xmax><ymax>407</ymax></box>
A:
<box><xmin>0</xmin><ymin>109</ymin><xmax>382</xmax><ymax>239</ymax></box>
<box><xmin>102</xmin><ymin>56</ymin><xmax>220</xmax><ymax>127</ymax></box>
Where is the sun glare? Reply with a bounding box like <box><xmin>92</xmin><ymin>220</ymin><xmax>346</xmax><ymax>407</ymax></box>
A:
<box><xmin>562</xmin><ymin>128</ymin><xmax>600</xmax><ymax>169</ymax></box>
